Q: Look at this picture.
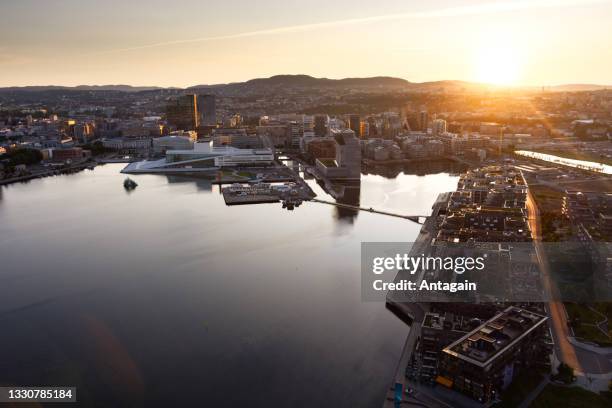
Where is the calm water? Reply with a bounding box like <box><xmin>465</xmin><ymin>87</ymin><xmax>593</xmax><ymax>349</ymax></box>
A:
<box><xmin>0</xmin><ymin>162</ymin><xmax>461</xmax><ymax>408</ymax></box>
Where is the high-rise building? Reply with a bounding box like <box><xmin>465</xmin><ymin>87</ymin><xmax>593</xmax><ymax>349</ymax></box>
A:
<box><xmin>419</xmin><ymin>111</ymin><xmax>429</xmax><ymax>132</ymax></box>
<box><xmin>303</xmin><ymin>115</ymin><xmax>314</xmax><ymax>133</ymax></box>
<box><xmin>348</xmin><ymin>114</ymin><xmax>361</xmax><ymax>138</ymax></box>
<box><xmin>315</xmin><ymin>128</ymin><xmax>361</xmax><ymax>179</ymax></box>
<box><xmin>197</xmin><ymin>94</ymin><xmax>216</xmax><ymax>126</ymax></box>
<box><xmin>288</xmin><ymin>121</ymin><xmax>302</xmax><ymax>148</ymax></box>
<box><xmin>432</xmin><ymin>119</ymin><xmax>447</xmax><ymax>136</ymax></box>
<box><xmin>166</xmin><ymin>94</ymin><xmax>199</xmax><ymax>130</ymax></box>
<box><xmin>359</xmin><ymin>121</ymin><xmax>369</xmax><ymax>139</ymax></box>
<box><xmin>383</xmin><ymin>113</ymin><xmax>402</xmax><ymax>138</ymax></box>
<box><xmin>314</xmin><ymin>114</ymin><xmax>329</xmax><ymax>137</ymax></box>
<box><xmin>367</xmin><ymin>117</ymin><xmax>379</xmax><ymax>137</ymax></box>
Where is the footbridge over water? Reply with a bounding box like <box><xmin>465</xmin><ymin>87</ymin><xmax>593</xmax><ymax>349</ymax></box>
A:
<box><xmin>310</xmin><ymin>198</ymin><xmax>429</xmax><ymax>224</ymax></box>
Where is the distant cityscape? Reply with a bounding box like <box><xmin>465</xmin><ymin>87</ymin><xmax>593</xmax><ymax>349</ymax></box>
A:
<box><xmin>1</xmin><ymin>75</ymin><xmax>611</xmax><ymax>407</ymax></box>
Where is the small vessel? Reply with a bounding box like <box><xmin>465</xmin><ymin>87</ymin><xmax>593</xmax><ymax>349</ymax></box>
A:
<box><xmin>124</xmin><ymin>177</ymin><xmax>138</xmax><ymax>190</ymax></box>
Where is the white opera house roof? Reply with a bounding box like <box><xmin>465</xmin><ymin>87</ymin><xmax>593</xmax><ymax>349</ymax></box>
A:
<box><xmin>122</xmin><ymin>142</ymin><xmax>274</xmax><ymax>174</ymax></box>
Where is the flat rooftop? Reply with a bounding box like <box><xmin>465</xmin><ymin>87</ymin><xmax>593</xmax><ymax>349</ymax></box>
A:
<box><xmin>317</xmin><ymin>158</ymin><xmax>338</xmax><ymax>167</ymax></box>
<box><xmin>442</xmin><ymin>306</ymin><xmax>547</xmax><ymax>367</ymax></box>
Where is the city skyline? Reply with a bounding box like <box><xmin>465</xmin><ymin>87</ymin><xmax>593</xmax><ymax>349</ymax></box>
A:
<box><xmin>2</xmin><ymin>0</ymin><xmax>612</xmax><ymax>88</ymax></box>
<box><xmin>1</xmin><ymin>1</ymin><xmax>611</xmax><ymax>406</ymax></box>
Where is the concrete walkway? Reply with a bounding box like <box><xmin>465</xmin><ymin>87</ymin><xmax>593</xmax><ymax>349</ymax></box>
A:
<box><xmin>568</xmin><ymin>336</ymin><xmax>612</xmax><ymax>355</ymax></box>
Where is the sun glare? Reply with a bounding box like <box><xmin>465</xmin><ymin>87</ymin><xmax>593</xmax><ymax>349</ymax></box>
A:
<box><xmin>473</xmin><ymin>30</ymin><xmax>525</xmax><ymax>86</ymax></box>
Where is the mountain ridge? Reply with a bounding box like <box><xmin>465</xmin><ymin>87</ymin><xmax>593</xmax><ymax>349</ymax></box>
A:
<box><xmin>1</xmin><ymin>75</ymin><xmax>609</xmax><ymax>93</ymax></box>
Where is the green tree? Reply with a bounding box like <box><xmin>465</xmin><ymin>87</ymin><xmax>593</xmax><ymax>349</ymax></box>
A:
<box><xmin>554</xmin><ymin>362</ymin><xmax>575</xmax><ymax>384</ymax></box>
<box><xmin>1</xmin><ymin>148</ymin><xmax>43</xmax><ymax>166</ymax></box>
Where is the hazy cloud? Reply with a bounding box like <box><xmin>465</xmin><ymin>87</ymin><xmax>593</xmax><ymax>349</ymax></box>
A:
<box><xmin>95</xmin><ymin>0</ymin><xmax>610</xmax><ymax>54</ymax></box>
<box><xmin>0</xmin><ymin>50</ymin><xmax>32</xmax><ymax>66</ymax></box>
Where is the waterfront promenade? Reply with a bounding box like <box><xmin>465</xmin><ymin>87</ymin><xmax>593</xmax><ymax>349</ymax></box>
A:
<box><xmin>381</xmin><ymin>196</ymin><xmax>444</xmax><ymax>407</ymax></box>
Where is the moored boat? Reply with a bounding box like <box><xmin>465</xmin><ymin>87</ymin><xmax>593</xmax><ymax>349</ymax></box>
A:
<box><xmin>124</xmin><ymin>177</ymin><xmax>138</xmax><ymax>190</ymax></box>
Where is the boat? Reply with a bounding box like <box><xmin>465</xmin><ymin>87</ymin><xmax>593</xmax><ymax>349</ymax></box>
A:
<box><xmin>124</xmin><ymin>177</ymin><xmax>138</xmax><ymax>190</ymax></box>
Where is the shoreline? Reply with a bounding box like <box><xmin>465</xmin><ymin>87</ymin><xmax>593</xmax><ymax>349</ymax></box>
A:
<box><xmin>0</xmin><ymin>161</ymin><xmax>95</xmax><ymax>186</ymax></box>
<box><xmin>381</xmin><ymin>193</ymin><xmax>448</xmax><ymax>407</ymax></box>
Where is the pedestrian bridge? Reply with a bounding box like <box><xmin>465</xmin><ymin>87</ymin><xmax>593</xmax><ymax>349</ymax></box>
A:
<box><xmin>310</xmin><ymin>198</ymin><xmax>428</xmax><ymax>224</ymax></box>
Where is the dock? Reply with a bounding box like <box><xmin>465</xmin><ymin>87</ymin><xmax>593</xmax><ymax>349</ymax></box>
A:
<box><xmin>221</xmin><ymin>183</ymin><xmax>280</xmax><ymax>205</ymax></box>
<box><xmin>222</xmin><ymin>192</ymin><xmax>279</xmax><ymax>205</ymax></box>
<box><xmin>213</xmin><ymin>176</ymin><xmax>294</xmax><ymax>185</ymax></box>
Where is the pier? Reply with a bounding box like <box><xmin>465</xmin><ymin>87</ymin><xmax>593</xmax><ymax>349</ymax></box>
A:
<box><xmin>309</xmin><ymin>198</ymin><xmax>428</xmax><ymax>224</ymax></box>
<box><xmin>222</xmin><ymin>192</ymin><xmax>280</xmax><ymax>205</ymax></box>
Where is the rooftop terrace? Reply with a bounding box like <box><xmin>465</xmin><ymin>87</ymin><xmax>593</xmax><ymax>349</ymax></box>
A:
<box><xmin>442</xmin><ymin>306</ymin><xmax>547</xmax><ymax>367</ymax></box>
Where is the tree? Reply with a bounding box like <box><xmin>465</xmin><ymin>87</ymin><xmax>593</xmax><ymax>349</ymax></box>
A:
<box><xmin>1</xmin><ymin>148</ymin><xmax>43</xmax><ymax>166</ymax></box>
<box><xmin>553</xmin><ymin>362</ymin><xmax>575</xmax><ymax>384</ymax></box>
<box><xmin>82</xmin><ymin>141</ymin><xmax>111</xmax><ymax>156</ymax></box>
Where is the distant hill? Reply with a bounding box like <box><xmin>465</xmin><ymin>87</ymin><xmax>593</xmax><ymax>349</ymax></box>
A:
<box><xmin>244</xmin><ymin>74</ymin><xmax>410</xmax><ymax>88</ymax></box>
<box><xmin>410</xmin><ymin>80</ymin><xmax>493</xmax><ymax>92</ymax></box>
<box><xmin>188</xmin><ymin>74</ymin><xmax>413</xmax><ymax>94</ymax></box>
<box><xmin>1</xmin><ymin>76</ymin><xmax>609</xmax><ymax>94</ymax></box>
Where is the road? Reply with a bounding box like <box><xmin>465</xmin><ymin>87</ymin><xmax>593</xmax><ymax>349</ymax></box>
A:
<box><xmin>526</xmin><ymin>187</ymin><xmax>612</xmax><ymax>375</ymax></box>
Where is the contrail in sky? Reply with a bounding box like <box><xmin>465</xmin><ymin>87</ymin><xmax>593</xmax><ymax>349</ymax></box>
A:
<box><xmin>95</xmin><ymin>0</ymin><xmax>608</xmax><ymax>54</ymax></box>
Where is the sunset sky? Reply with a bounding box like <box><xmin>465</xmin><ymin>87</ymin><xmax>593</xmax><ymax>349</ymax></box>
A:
<box><xmin>1</xmin><ymin>0</ymin><xmax>611</xmax><ymax>87</ymax></box>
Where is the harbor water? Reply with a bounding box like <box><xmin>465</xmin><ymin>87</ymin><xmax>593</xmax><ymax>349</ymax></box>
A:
<box><xmin>0</xmin><ymin>162</ymin><xmax>461</xmax><ymax>407</ymax></box>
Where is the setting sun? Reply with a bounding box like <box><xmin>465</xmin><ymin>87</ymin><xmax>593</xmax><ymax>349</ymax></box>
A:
<box><xmin>2</xmin><ymin>1</ymin><xmax>612</xmax><ymax>407</ymax></box>
<box><xmin>475</xmin><ymin>49</ymin><xmax>522</xmax><ymax>85</ymax></box>
<box><xmin>473</xmin><ymin>29</ymin><xmax>525</xmax><ymax>86</ymax></box>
